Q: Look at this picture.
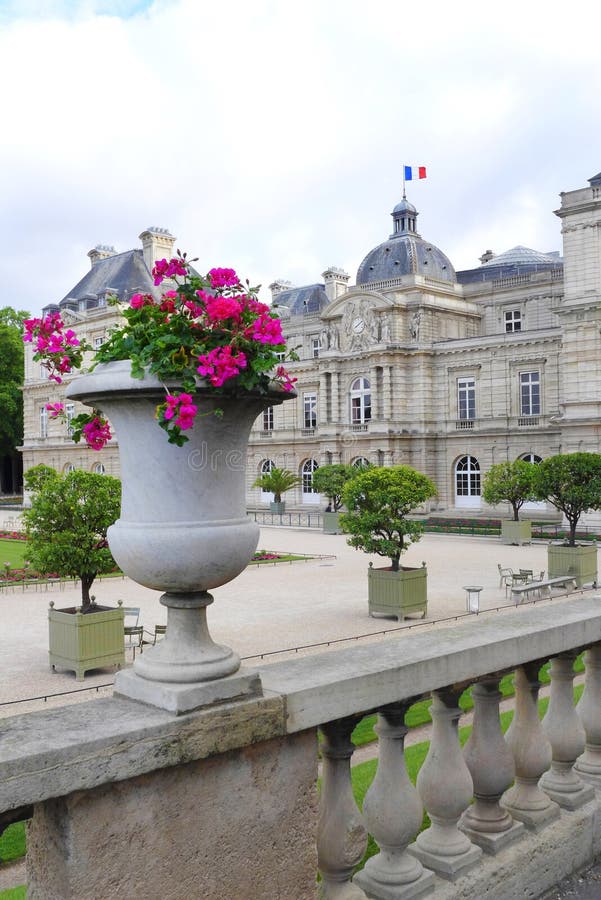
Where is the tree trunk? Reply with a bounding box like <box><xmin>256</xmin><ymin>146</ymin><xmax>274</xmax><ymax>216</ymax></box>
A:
<box><xmin>391</xmin><ymin>555</ymin><xmax>400</xmax><ymax>572</ymax></box>
<box><xmin>81</xmin><ymin>574</ymin><xmax>96</xmax><ymax>611</ymax></box>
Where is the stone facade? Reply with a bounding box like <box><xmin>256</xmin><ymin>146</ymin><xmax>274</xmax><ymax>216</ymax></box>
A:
<box><xmin>21</xmin><ymin>174</ymin><xmax>601</xmax><ymax>517</ymax></box>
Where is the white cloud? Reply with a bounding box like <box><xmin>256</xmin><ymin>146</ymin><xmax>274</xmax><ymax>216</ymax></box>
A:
<box><xmin>1</xmin><ymin>0</ymin><xmax>600</xmax><ymax>313</ymax></box>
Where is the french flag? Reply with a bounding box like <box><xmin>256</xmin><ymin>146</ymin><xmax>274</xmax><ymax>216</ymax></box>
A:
<box><xmin>404</xmin><ymin>165</ymin><xmax>427</xmax><ymax>180</ymax></box>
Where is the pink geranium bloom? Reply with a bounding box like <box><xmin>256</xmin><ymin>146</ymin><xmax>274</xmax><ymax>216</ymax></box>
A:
<box><xmin>130</xmin><ymin>293</ymin><xmax>155</xmax><ymax>309</ymax></box>
<box><xmin>82</xmin><ymin>417</ymin><xmax>112</xmax><ymax>451</ymax></box>
<box><xmin>276</xmin><ymin>365</ymin><xmax>297</xmax><ymax>392</ymax></box>
<box><xmin>244</xmin><ymin>314</ymin><xmax>284</xmax><ymax>345</ymax></box>
<box><xmin>204</xmin><ymin>295</ymin><xmax>243</xmax><ymax>324</ymax></box>
<box><xmin>208</xmin><ymin>267</ymin><xmax>238</xmax><ymax>289</ymax></box>
<box><xmin>162</xmin><ymin>393</ymin><xmax>198</xmax><ymax>430</ymax></box>
<box><xmin>45</xmin><ymin>402</ymin><xmax>65</xmax><ymax>417</ymax></box>
<box><xmin>197</xmin><ymin>346</ymin><xmax>247</xmax><ymax>387</ymax></box>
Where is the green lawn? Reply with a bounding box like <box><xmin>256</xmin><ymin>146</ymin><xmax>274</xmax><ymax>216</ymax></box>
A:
<box><xmin>0</xmin><ymin>540</ymin><xmax>27</xmax><ymax>571</ymax></box>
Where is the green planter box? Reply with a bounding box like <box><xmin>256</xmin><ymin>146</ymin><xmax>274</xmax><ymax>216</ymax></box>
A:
<box><xmin>48</xmin><ymin>603</ymin><xmax>125</xmax><ymax>681</ymax></box>
<box><xmin>323</xmin><ymin>511</ymin><xmax>343</xmax><ymax>534</ymax></box>
<box><xmin>547</xmin><ymin>543</ymin><xmax>598</xmax><ymax>589</ymax></box>
<box><xmin>270</xmin><ymin>501</ymin><xmax>286</xmax><ymax>514</ymax></box>
<box><xmin>368</xmin><ymin>563</ymin><xmax>427</xmax><ymax>622</ymax></box>
<box><xmin>501</xmin><ymin>519</ymin><xmax>532</xmax><ymax>546</ymax></box>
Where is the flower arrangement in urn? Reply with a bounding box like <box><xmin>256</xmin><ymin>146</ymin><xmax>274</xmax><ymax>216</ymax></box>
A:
<box><xmin>24</xmin><ymin>254</ymin><xmax>297</xmax><ymax>447</ymax></box>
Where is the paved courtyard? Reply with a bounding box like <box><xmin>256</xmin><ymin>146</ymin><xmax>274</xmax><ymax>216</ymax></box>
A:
<box><xmin>0</xmin><ymin>527</ymin><xmax>590</xmax><ymax>718</ymax></box>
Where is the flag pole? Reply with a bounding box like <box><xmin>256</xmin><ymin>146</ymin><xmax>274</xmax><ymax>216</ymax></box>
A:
<box><xmin>402</xmin><ymin>165</ymin><xmax>406</xmax><ymax>199</ymax></box>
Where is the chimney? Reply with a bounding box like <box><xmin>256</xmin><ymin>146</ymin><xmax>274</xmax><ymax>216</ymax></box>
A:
<box><xmin>139</xmin><ymin>227</ymin><xmax>177</xmax><ymax>272</ymax></box>
<box><xmin>88</xmin><ymin>244</ymin><xmax>116</xmax><ymax>268</ymax></box>
<box><xmin>269</xmin><ymin>279</ymin><xmax>293</xmax><ymax>303</ymax></box>
<box><xmin>322</xmin><ymin>266</ymin><xmax>350</xmax><ymax>302</ymax></box>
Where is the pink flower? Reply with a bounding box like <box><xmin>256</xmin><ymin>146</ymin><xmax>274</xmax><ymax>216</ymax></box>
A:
<box><xmin>161</xmin><ymin>393</ymin><xmax>198</xmax><ymax>431</ymax></box>
<box><xmin>82</xmin><ymin>417</ymin><xmax>112</xmax><ymax>451</ymax></box>
<box><xmin>152</xmin><ymin>257</ymin><xmax>188</xmax><ymax>286</ymax></box>
<box><xmin>130</xmin><ymin>293</ymin><xmax>154</xmax><ymax>309</ymax></box>
<box><xmin>197</xmin><ymin>346</ymin><xmax>247</xmax><ymax>387</ymax></box>
<box><xmin>204</xmin><ymin>295</ymin><xmax>243</xmax><ymax>324</ymax></box>
<box><xmin>45</xmin><ymin>402</ymin><xmax>65</xmax><ymax>418</ymax></box>
<box><xmin>276</xmin><ymin>365</ymin><xmax>297</xmax><ymax>392</ymax></box>
<box><xmin>208</xmin><ymin>267</ymin><xmax>239</xmax><ymax>289</ymax></box>
<box><xmin>244</xmin><ymin>313</ymin><xmax>284</xmax><ymax>345</ymax></box>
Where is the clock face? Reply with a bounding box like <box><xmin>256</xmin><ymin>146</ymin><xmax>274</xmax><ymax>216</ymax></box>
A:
<box><xmin>352</xmin><ymin>316</ymin><xmax>365</xmax><ymax>334</ymax></box>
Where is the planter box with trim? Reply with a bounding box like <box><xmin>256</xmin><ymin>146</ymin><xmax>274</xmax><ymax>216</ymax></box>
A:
<box><xmin>501</xmin><ymin>519</ymin><xmax>532</xmax><ymax>546</ymax></box>
<box><xmin>368</xmin><ymin>562</ymin><xmax>427</xmax><ymax>622</ymax></box>
<box><xmin>270</xmin><ymin>501</ymin><xmax>286</xmax><ymax>514</ymax></box>
<box><xmin>323</xmin><ymin>511</ymin><xmax>342</xmax><ymax>534</ymax></box>
<box><xmin>547</xmin><ymin>542</ymin><xmax>598</xmax><ymax>589</ymax></box>
<box><xmin>48</xmin><ymin>602</ymin><xmax>125</xmax><ymax>681</ymax></box>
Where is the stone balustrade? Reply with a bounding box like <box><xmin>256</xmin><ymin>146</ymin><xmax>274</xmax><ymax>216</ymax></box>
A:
<box><xmin>2</xmin><ymin>597</ymin><xmax>601</xmax><ymax>898</ymax></box>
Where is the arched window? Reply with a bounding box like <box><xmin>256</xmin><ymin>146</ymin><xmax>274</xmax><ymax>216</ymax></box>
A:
<box><xmin>258</xmin><ymin>459</ymin><xmax>274</xmax><ymax>502</ymax></box>
<box><xmin>350</xmin><ymin>377</ymin><xmax>371</xmax><ymax>425</ymax></box>
<box><xmin>519</xmin><ymin>453</ymin><xmax>542</xmax><ymax>464</ymax></box>
<box><xmin>302</xmin><ymin>459</ymin><xmax>320</xmax><ymax>504</ymax></box>
<box><xmin>519</xmin><ymin>453</ymin><xmax>545</xmax><ymax>511</ymax></box>
<box><xmin>64</xmin><ymin>463</ymin><xmax>75</xmax><ymax>474</ymax></box>
<box><xmin>93</xmin><ymin>462</ymin><xmax>105</xmax><ymax>475</ymax></box>
<box><xmin>455</xmin><ymin>456</ymin><xmax>481</xmax><ymax>508</ymax></box>
<box><xmin>352</xmin><ymin>457</ymin><xmax>371</xmax><ymax>470</ymax></box>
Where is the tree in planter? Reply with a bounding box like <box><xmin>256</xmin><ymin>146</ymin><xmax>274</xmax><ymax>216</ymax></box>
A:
<box><xmin>23</xmin><ymin>469</ymin><xmax>121</xmax><ymax>609</ymax></box>
<box><xmin>312</xmin><ymin>463</ymin><xmax>363</xmax><ymax>511</ymax></box>
<box><xmin>252</xmin><ymin>466</ymin><xmax>300</xmax><ymax>504</ymax></box>
<box><xmin>482</xmin><ymin>460</ymin><xmax>538</xmax><ymax>521</ymax></box>
<box><xmin>340</xmin><ymin>465</ymin><xmax>437</xmax><ymax>570</ymax></box>
<box><xmin>533</xmin><ymin>452</ymin><xmax>601</xmax><ymax>546</ymax></box>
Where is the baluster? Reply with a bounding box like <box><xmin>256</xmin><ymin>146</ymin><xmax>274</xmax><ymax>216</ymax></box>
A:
<box><xmin>318</xmin><ymin>717</ymin><xmax>368</xmax><ymax>900</ymax></box>
<box><xmin>540</xmin><ymin>652</ymin><xmax>594</xmax><ymax>808</ymax></box>
<box><xmin>502</xmin><ymin>662</ymin><xmax>560</xmax><ymax>830</ymax></box>
<box><xmin>354</xmin><ymin>703</ymin><xmax>435</xmax><ymax>899</ymax></box>
<box><xmin>408</xmin><ymin>689</ymin><xmax>482</xmax><ymax>880</ymax></box>
<box><xmin>575</xmin><ymin>644</ymin><xmax>601</xmax><ymax>786</ymax></box>
<box><xmin>459</xmin><ymin>678</ymin><xmax>525</xmax><ymax>853</ymax></box>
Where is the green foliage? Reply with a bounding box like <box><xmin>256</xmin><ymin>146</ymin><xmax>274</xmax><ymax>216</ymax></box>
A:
<box><xmin>252</xmin><ymin>466</ymin><xmax>300</xmax><ymax>503</ymax></box>
<box><xmin>22</xmin><ymin>470</ymin><xmax>121</xmax><ymax>609</ymax></box>
<box><xmin>482</xmin><ymin>460</ymin><xmax>538</xmax><ymax>521</ymax></box>
<box><xmin>311</xmin><ymin>464</ymin><xmax>360</xmax><ymax>511</ymax></box>
<box><xmin>23</xmin><ymin>464</ymin><xmax>58</xmax><ymax>494</ymax></box>
<box><xmin>340</xmin><ymin>466</ymin><xmax>437</xmax><ymax>570</ymax></box>
<box><xmin>0</xmin><ymin>307</ymin><xmax>29</xmax><ymax>456</ymax></box>
<box><xmin>0</xmin><ymin>821</ymin><xmax>26</xmax><ymax>864</ymax></box>
<box><xmin>0</xmin><ymin>886</ymin><xmax>26</xmax><ymax>899</ymax></box>
<box><xmin>534</xmin><ymin>452</ymin><xmax>601</xmax><ymax>545</ymax></box>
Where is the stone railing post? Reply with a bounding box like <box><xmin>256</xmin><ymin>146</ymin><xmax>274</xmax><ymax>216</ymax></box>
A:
<box><xmin>540</xmin><ymin>653</ymin><xmax>594</xmax><ymax>809</ymax></box>
<box><xmin>409</xmin><ymin>689</ymin><xmax>482</xmax><ymax>880</ymax></box>
<box><xmin>353</xmin><ymin>703</ymin><xmax>435</xmax><ymax>898</ymax></box>
<box><xmin>459</xmin><ymin>678</ymin><xmax>525</xmax><ymax>853</ymax></box>
<box><xmin>575</xmin><ymin>644</ymin><xmax>601</xmax><ymax>786</ymax></box>
<box><xmin>318</xmin><ymin>717</ymin><xmax>368</xmax><ymax>900</ymax></box>
<box><xmin>502</xmin><ymin>662</ymin><xmax>560</xmax><ymax>830</ymax></box>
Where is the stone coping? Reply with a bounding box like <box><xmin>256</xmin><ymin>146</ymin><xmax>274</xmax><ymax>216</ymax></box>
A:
<box><xmin>1</xmin><ymin>596</ymin><xmax>600</xmax><ymax>815</ymax></box>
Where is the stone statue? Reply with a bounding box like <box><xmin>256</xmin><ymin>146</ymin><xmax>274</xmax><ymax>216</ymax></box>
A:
<box><xmin>409</xmin><ymin>310</ymin><xmax>421</xmax><ymax>341</ymax></box>
<box><xmin>380</xmin><ymin>314</ymin><xmax>391</xmax><ymax>343</ymax></box>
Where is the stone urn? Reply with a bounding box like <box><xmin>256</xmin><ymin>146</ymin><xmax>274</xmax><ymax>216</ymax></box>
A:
<box><xmin>66</xmin><ymin>360</ymin><xmax>293</xmax><ymax>712</ymax></box>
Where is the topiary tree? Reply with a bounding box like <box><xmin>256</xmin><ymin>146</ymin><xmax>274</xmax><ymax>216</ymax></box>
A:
<box><xmin>23</xmin><ymin>463</ymin><xmax>58</xmax><ymax>495</ymax></box>
<box><xmin>252</xmin><ymin>466</ymin><xmax>300</xmax><ymax>504</ymax></box>
<box><xmin>23</xmin><ymin>469</ymin><xmax>121</xmax><ymax>609</ymax></box>
<box><xmin>482</xmin><ymin>459</ymin><xmax>538</xmax><ymax>521</ymax></box>
<box><xmin>340</xmin><ymin>465</ymin><xmax>437</xmax><ymax>571</ymax></box>
<box><xmin>312</xmin><ymin>463</ymin><xmax>361</xmax><ymax>511</ymax></box>
<box><xmin>534</xmin><ymin>452</ymin><xmax>601</xmax><ymax>546</ymax></box>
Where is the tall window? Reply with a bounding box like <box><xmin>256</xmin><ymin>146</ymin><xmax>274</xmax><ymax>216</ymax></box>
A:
<box><xmin>520</xmin><ymin>371</ymin><xmax>540</xmax><ymax>415</ymax></box>
<box><xmin>65</xmin><ymin>402</ymin><xmax>75</xmax><ymax>436</ymax></box>
<box><xmin>258</xmin><ymin>459</ymin><xmax>274</xmax><ymax>501</ymax></box>
<box><xmin>93</xmin><ymin>462</ymin><xmax>105</xmax><ymax>475</ymax></box>
<box><xmin>505</xmin><ymin>310</ymin><xmax>521</xmax><ymax>332</ymax></box>
<box><xmin>40</xmin><ymin>406</ymin><xmax>48</xmax><ymax>438</ymax></box>
<box><xmin>350</xmin><ymin>377</ymin><xmax>371</xmax><ymax>424</ymax></box>
<box><xmin>302</xmin><ymin>459</ymin><xmax>319</xmax><ymax>497</ymax></box>
<box><xmin>311</xmin><ymin>338</ymin><xmax>320</xmax><ymax>358</ymax></box>
<box><xmin>455</xmin><ymin>455</ymin><xmax>481</xmax><ymax>506</ymax></box>
<box><xmin>457</xmin><ymin>377</ymin><xmax>475</xmax><ymax>420</ymax></box>
<box><xmin>303</xmin><ymin>392</ymin><xmax>317</xmax><ymax>428</ymax></box>
<box><xmin>263</xmin><ymin>406</ymin><xmax>274</xmax><ymax>431</ymax></box>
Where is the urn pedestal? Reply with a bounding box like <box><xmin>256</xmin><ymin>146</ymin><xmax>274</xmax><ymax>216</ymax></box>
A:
<box><xmin>66</xmin><ymin>361</ymin><xmax>292</xmax><ymax>713</ymax></box>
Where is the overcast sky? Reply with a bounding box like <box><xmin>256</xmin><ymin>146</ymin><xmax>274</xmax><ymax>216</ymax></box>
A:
<box><xmin>1</xmin><ymin>0</ymin><xmax>600</xmax><ymax>315</ymax></box>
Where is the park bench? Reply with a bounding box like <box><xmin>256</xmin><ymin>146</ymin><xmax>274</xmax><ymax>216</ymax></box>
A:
<box><xmin>511</xmin><ymin>575</ymin><xmax>577</xmax><ymax>604</ymax></box>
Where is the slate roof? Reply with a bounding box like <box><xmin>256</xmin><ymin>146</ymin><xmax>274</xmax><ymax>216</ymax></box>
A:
<box><xmin>273</xmin><ymin>283</ymin><xmax>329</xmax><ymax>316</ymax></box>
<box><xmin>61</xmin><ymin>250</ymin><xmax>155</xmax><ymax>307</ymax></box>
<box><xmin>356</xmin><ymin>234</ymin><xmax>456</xmax><ymax>285</ymax></box>
<box><xmin>457</xmin><ymin>245</ymin><xmax>563</xmax><ymax>284</ymax></box>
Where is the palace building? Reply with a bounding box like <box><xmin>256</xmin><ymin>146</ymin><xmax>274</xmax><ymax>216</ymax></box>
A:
<box><xmin>21</xmin><ymin>172</ymin><xmax>601</xmax><ymax>516</ymax></box>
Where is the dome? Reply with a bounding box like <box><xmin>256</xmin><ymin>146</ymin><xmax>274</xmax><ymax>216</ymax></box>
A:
<box><xmin>356</xmin><ymin>194</ymin><xmax>456</xmax><ymax>285</ymax></box>
<box><xmin>456</xmin><ymin>245</ymin><xmax>563</xmax><ymax>285</ymax></box>
<box><xmin>480</xmin><ymin>245</ymin><xmax>561</xmax><ymax>268</ymax></box>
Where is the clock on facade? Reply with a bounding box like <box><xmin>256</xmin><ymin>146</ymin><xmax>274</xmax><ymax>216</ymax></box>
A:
<box><xmin>351</xmin><ymin>316</ymin><xmax>365</xmax><ymax>334</ymax></box>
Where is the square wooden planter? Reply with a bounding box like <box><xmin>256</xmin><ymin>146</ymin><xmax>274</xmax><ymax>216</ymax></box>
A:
<box><xmin>368</xmin><ymin>563</ymin><xmax>427</xmax><ymax>622</ymax></box>
<box><xmin>547</xmin><ymin>543</ymin><xmax>598</xmax><ymax>589</ymax></box>
<box><xmin>48</xmin><ymin>602</ymin><xmax>125</xmax><ymax>681</ymax></box>
<box><xmin>501</xmin><ymin>519</ymin><xmax>532</xmax><ymax>546</ymax></box>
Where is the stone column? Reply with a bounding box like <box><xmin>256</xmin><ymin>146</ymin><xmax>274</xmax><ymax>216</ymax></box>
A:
<box><xmin>408</xmin><ymin>689</ymin><xmax>482</xmax><ymax>880</ymax></box>
<box><xmin>540</xmin><ymin>653</ymin><xmax>595</xmax><ymax>809</ymax></box>
<box><xmin>502</xmin><ymin>663</ymin><xmax>561</xmax><ymax>830</ymax></box>
<box><xmin>575</xmin><ymin>645</ymin><xmax>601</xmax><ymax>786</ymax></box>
<box><xmin>354</xmin><ymin>703</ymin><xmax>435</xmax><ymax>899</ymax></box>
<box><xmin>318</xmin><ymin>718</ymin><xmax>368</xmax><ymax>900</ymax></box>
<box><xmin>459</xmin><ymin>679</ymin><xmax>525</xmax><ymax>853</ymax></box>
